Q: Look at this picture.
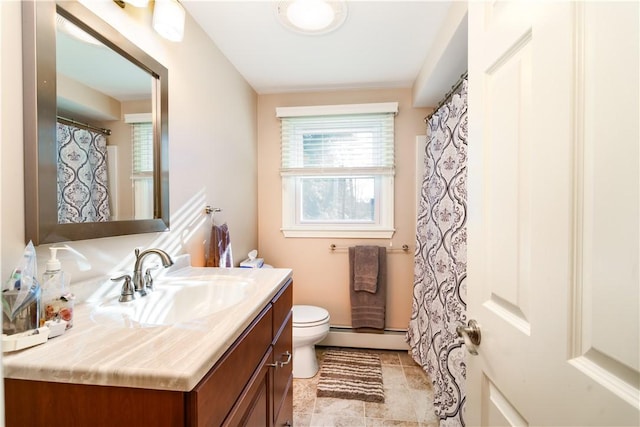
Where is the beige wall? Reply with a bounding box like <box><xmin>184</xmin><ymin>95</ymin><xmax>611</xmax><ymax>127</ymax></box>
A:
<box><xmin>257</xmin><ymin>89</ymin><xmax>429</xmax><ymax>330</ymax></box>
<box><xmin>1</xmin><ymin>2</ymin><xmax>258</xmax><ymax>283</ymax></box>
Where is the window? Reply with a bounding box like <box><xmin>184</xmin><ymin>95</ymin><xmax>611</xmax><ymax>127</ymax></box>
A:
<box><xmin>126</xmin><ymin>113</ymin><xmax>154</xmax><ymax>219</ymax></box>
<box><xmin>277</xmin><ymin>103</ymin><xmax>397</xmax><ymax>238</ymax></box>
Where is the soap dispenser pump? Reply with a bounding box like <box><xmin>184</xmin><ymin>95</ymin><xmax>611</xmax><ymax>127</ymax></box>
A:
<box><xmin>41</xmin><ymin>246</ymin><xmax>74</xmax><ymax>330</ymax></box>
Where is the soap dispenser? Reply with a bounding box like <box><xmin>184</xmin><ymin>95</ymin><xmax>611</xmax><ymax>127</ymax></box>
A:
<box><xmin>41</xmin><ymin>246</ymin><xmax>74</xmax><ymax>330</ymax></box>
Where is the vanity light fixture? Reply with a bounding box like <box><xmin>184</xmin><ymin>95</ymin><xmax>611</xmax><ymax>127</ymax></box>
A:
<box><xmin>276</xmin><ymin>0</ymin><xmax>348</xmax><ymax>35</ymax></box>
<box><xmin>113</xmin><ymin>0</ymin><xmax>185</xmax><ymax>42</ymax></box>
<box><xmin>152</xmin><ymin>0</ymin><xmax>186</xmax><ymax>42</ymax></box>
<box><xmin>124</xmin><ymin>0</ymin><xmax>149</xmax><ymax>7</ymax></box>
<box><xmin>113</xmin><ymin>0</ymin><xmax>149</xmax><ymax>8</ymax></box>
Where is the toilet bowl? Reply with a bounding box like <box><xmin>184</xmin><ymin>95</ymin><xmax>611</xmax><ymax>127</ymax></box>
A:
<box><xmin>292</xmin><ymin>305</ymin><xmax>330</xmax><ymax>378</ymax></box>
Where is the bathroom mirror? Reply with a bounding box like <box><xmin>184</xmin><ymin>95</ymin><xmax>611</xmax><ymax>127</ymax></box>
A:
<box><xmin>22</xmin><ymin>1</ymin><xmax>169</xmax><ymax>245</ymax></box>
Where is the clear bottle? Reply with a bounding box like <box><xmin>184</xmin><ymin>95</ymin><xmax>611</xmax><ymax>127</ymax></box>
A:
<box><xmin>41</xmin><ymin>247</ymin><xmax>74</xmax><ymax>329</ymax></box>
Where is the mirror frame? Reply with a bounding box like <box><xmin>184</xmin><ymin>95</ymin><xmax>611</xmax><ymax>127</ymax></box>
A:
<box><xmin>22</xmin><ymin>0</ymin><xmax>170</xmax><ymax>245</ymax></box>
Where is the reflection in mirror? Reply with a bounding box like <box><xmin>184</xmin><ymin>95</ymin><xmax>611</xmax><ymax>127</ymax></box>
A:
<box><xmin>56</xmin><ymin>14</ymin><xmax>154</xmax><ymax>222</ymax></box>
<box><xmin>22</xmin><ymin>1</ymin><xmax>169</xmax><ymax>244</ymax></box>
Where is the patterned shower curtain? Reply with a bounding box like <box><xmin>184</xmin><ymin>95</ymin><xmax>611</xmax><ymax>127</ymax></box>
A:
<box><xmin>57</xmin><ymin>122</ymin><xmax>111</xmax><ymax>223</ymax></box>
<box><xmin>407</xmin><ymin>78</ymin><xmax>468</xmax><ymax>426</ymax></box>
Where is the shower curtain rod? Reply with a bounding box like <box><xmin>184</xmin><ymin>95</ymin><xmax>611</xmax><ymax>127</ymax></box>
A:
<box><xmin>57</xmin><ymin>115</ymin><xmax>112</xmax><ymax>136</ymax></box>
<box><xmin>424</xmin><ymin>71</ymin><xmax>468</xmax><ymax>123</ymax></box>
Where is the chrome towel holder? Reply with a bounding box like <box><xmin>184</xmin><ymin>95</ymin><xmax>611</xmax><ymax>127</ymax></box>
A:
<box><xmin>205</xmin><ymin>206</ymin><xmax>222</xmax><ymax>215</ymax></box>
<box><xmin>329</xmin><ymin>243</ymin><xmax>410</xmax><ymax>253</ymax></box>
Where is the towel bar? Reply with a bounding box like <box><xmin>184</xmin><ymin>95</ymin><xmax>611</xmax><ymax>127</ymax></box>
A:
<box><xmin>329</xmin><ymin>244</ymin><xmax>410</xmax><ymax>253</ymax></box>
<box><xmin>205</xmin><ymin>206</ymin><xmax>222</xmax><ymax>215</ymax></box>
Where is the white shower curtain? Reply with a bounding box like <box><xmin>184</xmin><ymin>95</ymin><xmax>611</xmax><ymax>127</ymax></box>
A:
<box><xmin>57</xmin><ymin>122</ymin><xmax>111</xmax><ymax>223</ymax></box>
<box><xmin>407</xmin><ymin>78</ymin><xmax>468</xmax><ymax>426</ymax></box>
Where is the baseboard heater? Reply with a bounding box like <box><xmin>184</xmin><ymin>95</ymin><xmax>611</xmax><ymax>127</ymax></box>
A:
<box><xmin>318</xmin><ymin>326</ymin><xmax>409</xmax><ymax>351</ymax></box>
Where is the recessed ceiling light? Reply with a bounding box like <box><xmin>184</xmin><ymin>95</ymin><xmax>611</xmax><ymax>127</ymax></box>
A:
<box><xmin>276</xmin><ymin>0</ymin><xmax>348</xmax><ymax>35</ymax></box>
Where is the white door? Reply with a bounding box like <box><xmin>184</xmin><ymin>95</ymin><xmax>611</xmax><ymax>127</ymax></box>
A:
<box><xmin>466</xmin><ymin>1</ymin><xmax>639</xmax><ymax>426</ymax></box>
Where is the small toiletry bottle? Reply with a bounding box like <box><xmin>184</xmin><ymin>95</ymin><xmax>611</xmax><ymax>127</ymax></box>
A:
<box><xmin>41</xmin><ymin>247</ymin><xmax>74</xmax><ymax>329</ymax></box>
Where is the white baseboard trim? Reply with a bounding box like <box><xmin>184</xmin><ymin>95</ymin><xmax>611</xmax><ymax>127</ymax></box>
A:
<box><xmin>318</xmin><ymin>327</ymin><xmax>409</xmax><ymax>351</ymax></box>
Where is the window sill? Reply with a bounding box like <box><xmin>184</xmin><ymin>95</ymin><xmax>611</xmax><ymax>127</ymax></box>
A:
<box><xmin>281</xmin><ymin>228</ymin><xmax>395</xmax><ymax>239</ymax></box>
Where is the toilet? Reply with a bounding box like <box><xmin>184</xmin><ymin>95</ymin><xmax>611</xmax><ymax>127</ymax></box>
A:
<box><xmin>292</xmin><ymin>305</ymin><xmax>330</xmax><ymax>378</ymax></box>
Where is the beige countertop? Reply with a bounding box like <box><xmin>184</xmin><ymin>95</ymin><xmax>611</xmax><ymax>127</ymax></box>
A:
<box><xmin>2</xmin><ymin>266</ymin><xmax>292</xmax><ymax>392</ymax></box>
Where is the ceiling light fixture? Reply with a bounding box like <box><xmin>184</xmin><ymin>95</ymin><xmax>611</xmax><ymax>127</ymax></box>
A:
<box><xmin>56</xmin><ymin>15</ymin><xmax>103</xmax><ymax>46</ymax></box>
<box><xmin>152</xmin><ymin>0</ymin><xmax>186</xmax><ymax>42</ymax></box>
<box><xmin>276</xmin><ymin>0</ymin><xmax>348</xmax><ymax>35</ymax></box>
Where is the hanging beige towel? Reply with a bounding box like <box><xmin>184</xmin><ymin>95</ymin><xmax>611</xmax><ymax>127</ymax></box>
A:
<box><xmin>205</xmin><ymin>223</ymin><xmax>233</xmax><ymax>267</ymax></box>
<box><xmin>353</xmin><ymin>245</ymin><xmax>379</xmax><ymax>293</ymax></box>
<box><xmin>350</xmin><ymin>246</ymin><xmax>386</xmax><ymax>331</ymax></box>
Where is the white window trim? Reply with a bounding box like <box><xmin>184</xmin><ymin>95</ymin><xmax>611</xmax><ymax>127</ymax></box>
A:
<box><xmin>278</xmin><ymin>102</ymin><xmax>397</xmax><ymax>239</ymax></box>
<box><xmin>276</xmin><ymin>102</ymin><xmax>398</xmax><ymax>118</ymax></box>
<box><xmin>124</xmin><ymin>113</ymin><xmax>152</xmax><ymax>123</ymax></box>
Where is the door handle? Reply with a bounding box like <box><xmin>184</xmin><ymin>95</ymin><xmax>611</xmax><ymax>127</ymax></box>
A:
<box><xmin>457</xmin><ymin>319</ymin><xmax>481</xmax><ymax>355</ymax></box>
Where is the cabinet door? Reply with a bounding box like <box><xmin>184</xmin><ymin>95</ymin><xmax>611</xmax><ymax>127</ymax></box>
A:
<box><xmin>224</xmin><ymin>348</ymin><xmax>273</xmax><ymax>427</ymax></box>
<box><xmin>274</xmin><ymin>374</ymin><xmax>293</xmax><ymax>427</ymax></box>
<box><xmin>187</xmin><ymin>306</ymin><xmax>273</xmax><ymax>427</ymax></box>
<box><xmin>272</xmin><ymin>314</ymin><xmax>292</xmax><ymax>425</ymax></box>
<box><xmin>272</xmin><ymin>280</ymin><xmax>293</xmax><ymax>426</ymax></box>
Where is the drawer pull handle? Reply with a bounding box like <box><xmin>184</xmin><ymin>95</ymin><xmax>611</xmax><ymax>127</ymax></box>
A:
<box><xmin>278</xmin><ymin>351</ymin><xmax>292</xmax><ymax>367</ymax></box>
<box><xmin>270</xmin><ymin>351</ymin><xmax>292</xmax><ymax>369</ymax></box>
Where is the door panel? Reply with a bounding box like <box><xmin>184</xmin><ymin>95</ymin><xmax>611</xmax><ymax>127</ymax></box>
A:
<box><xmin>569</xmin><ymin>1</ymin><xmax>640</xmax><ymax>408</ymax></box>
<box><xmin>468</xmin><ymin>1</ymin><xmax>640</xmax><ymax>425</ymax></box>
<box><xmin>483</xmin><ymin>32</ymin><xmax>532</xmax><ymax>335</ymax></box>
<box><xmin>482</xmin><ymin>376</ymin><xmax>528</xmax><ymax>427</ymax></box>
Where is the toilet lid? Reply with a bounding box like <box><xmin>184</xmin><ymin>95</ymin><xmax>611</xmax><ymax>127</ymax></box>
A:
<box><xmin>293</xmin><ymin>305</ymin><xmax>329</xmax><ymax>327</ymax></box>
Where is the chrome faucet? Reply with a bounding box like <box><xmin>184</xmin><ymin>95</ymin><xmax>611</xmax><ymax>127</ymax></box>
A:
<box><xmin>132</xmin><ymin>248</ymin><xmax>174</xmax><ymax>296</ymax></box>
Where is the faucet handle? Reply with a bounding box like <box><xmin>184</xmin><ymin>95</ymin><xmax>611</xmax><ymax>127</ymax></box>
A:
<box><xmin>144</xmin><ymin>266</ymin><xmax>159</xmax><ymax>291</ymax></box>
<box><xmin>111</xmin><ymin>275</ymin><xmax>135</xmax><ymax>303</ymax></box>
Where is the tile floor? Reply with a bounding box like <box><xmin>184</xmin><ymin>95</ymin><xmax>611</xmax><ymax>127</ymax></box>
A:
<box><xmin>293</xmin><ymin>346</ymin><xmax>439</xmax><ymax>427</ymax></box>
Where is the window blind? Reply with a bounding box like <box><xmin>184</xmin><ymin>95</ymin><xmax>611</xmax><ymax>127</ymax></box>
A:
<box><xmin>280</xmin><ymin>113</ymin><xmax>395</xmax><ymax>175</ymax></box>
<box><xmin>132</xmin><ymin>122</ymin><xmax>153</xmax><ymax>174</ymax></box>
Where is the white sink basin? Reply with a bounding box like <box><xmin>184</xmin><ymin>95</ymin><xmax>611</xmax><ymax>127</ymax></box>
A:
<box><xmin>90</xmin><ymin>276</ymin><xmax>253</xmax><ymax>328</ymax></box>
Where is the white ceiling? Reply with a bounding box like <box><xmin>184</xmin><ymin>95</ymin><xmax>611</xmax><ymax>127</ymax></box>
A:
<box><xmin>182</xmin><ymin>1</ymin><xmax>466</xmax><ymax>106</ymax></box>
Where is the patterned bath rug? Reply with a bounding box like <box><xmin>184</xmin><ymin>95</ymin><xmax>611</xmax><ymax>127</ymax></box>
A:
<box><xmin>316</xmin><ymin>349</ymin><xmax>385</xmax><ymax>403</ymax></box>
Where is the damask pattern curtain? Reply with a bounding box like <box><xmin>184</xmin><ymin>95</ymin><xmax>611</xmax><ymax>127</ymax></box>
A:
<box><xmin>57</xmin><ymin>122</ymin><xmax>111</xmax><ymax>223</ymax></box>
<box><xmin>407</xmin><ymin>78</ymin><xmax>468</xmax><ymax>426</ymax></box>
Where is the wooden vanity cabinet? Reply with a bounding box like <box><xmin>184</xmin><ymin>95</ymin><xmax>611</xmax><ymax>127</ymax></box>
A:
<box><xmin>4</xmin><ymin>279</ymin><xmax>293</xmax><ymax>427</ymax></box>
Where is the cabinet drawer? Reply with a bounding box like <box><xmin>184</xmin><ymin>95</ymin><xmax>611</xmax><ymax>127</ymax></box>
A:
<box><xmin>187</xmin><ymin>306</ymin><xmax>273</xmax><ymax>427</ymax></box>
<box><xmin>272</xmin><ymin>279</ymin><xmax>292</xmax><ymax>337</ymax></box>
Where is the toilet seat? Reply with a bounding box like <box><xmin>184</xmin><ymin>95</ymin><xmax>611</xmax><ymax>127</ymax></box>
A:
<box><xmin>293</xmin><ymin>305</ymin><xmax>329</xmax><ymax>328</ymax></box>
